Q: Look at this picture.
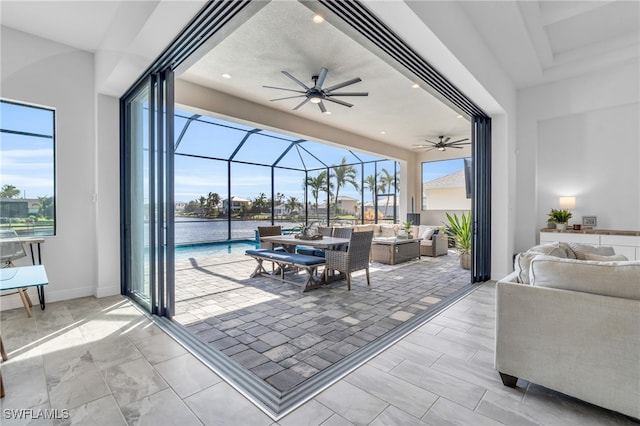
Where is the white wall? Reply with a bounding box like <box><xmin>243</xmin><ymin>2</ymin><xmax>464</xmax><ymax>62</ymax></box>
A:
<box><xmin>1</xmin><ymin>27</ymin><xmax>120</xmax><ymax>309</ymax></box>
<box><xmin>516</xmin><ymin>60</ymin><xmax>640</xmax><ymax>252</ymax></box>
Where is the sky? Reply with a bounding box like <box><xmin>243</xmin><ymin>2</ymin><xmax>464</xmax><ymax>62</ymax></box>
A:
<box><xmin>0</xmin><ymin>100</ymin><xmax>55</xmax><ymax>200</ymax></box>
<box><xmin>0</xmin><ymin>103</ymin><xmax>464</xmax><ymax>205</ymax></box>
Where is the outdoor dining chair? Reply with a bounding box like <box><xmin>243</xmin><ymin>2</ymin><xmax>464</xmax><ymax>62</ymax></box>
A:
<box><xmin>324</xmin><ymin>230</ymin><xmax>373</xmax><ymax>291</ymax></box>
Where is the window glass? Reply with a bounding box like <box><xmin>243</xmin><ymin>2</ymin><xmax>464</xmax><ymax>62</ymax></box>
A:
<box><xmin>0</xmin><ymin>99</ymin><xmax>56</xmax><ymax>236</ymax></box>
<box><xmin>421</xmin><ymin>158</ymin><xmax>472</xmax><ymax>210</ymax></box>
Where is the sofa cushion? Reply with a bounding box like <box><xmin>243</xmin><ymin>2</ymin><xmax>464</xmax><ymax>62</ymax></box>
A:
<box><xmin>568</xmin><ymin>243</ymin><xmax>615</xmax><ymax>260</ymax></box>
<box><xmin>529</xmin><ymin>255</ymin><xmax>640</xmax><ymax>300</ymax></box>
<box><xmin>514</xmin><ymin>243</ymin><xmax>568</xmax><ymax>284</ymax></box>
<box><xmin>584</xmin><ymin>253</ymin><xmax>628</xmax><ymax>261</ymax></box>
<box><xmin>420</xmin><ymin>227</ymin><xmax>436</xmax><ymax>240</ymax></box>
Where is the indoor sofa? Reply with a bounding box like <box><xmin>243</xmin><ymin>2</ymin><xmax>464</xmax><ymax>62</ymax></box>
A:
<box><xmin>496</xmin><ymin>245</ymin><xmax>640</xmax><ymax>419</ymax></box>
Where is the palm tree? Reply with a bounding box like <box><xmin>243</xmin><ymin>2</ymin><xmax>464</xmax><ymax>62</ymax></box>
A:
<box><xmin>0</xmin><ymin>184</ymin><xmax>21</xmax><ymax>199</ymax></box>
<box><xmin>363</xmin><ymin>173</ymin><xmax>382</xmax><ymax>221</ymax></box>
<box><xmin>253</xmin><ymin>192</ymin><xmax>269</xmax><ymax>214</ymax></box>
<box><xmin>37</xmin><ymin>195</ymin><xmax>53</xmax><ymax>218</ymax></box>
<box><xmin>305</xmin><ymin>171</ymin><xmax>331</xmax><ymax>220</ymax></box>
<box><xmin>379</xmin><ymin>168</ymin><xmax>397</xmax><ymax>219</ymax></box>
<box><xmin>198</xmin><ymin>196</ymin><xmax>206</xmax><ymax>216</ymax></box>
<box><xmin>331</xmin><ymin>157</ymin><xmax>359</xmax><ymax>216</ymax></box>
<box><xmin>285</xmin><ymin>196</ymin><xmax>302</xmax><ymax>216</ymax></box>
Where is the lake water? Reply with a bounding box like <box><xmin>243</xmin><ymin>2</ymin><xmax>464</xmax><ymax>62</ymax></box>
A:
<box><xmin>174</xmin><ymin>217</ymin><xmax>300</xmax><ymax>245</ymax></box>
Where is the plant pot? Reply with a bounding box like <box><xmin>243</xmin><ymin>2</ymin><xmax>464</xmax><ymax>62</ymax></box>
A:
<box><xmin>555</xmin><ymin>223</ymin><xmax>567</xmax><ymax>231</ymax></box>
<box><xmin>460</xmin><ymin>253</ymin><xmax>471</xmax><ymax>270</ymax></box>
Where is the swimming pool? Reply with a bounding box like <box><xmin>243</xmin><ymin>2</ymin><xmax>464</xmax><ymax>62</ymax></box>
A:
<box><xmin>174</xmin><ymin>239</ymin><xmax>259</xmax><ymax>259</ymax></box>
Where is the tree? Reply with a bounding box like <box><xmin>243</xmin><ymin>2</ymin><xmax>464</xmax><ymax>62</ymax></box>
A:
<box><xmin>379</xmin><ymin>168</ymin><xmax>397</xmax><ymax>218</ymax></box>
<box><xmin>205</xmin><ymin>192</ymin><xmax>220</xmax><ymax>217</ymax></box>
<box><xmin>305</xmin><ymin>171</ymin><xmax>331</xmax><ymax>220</ymax></box>
<box><xmin>0</xmin><ymin>185</ymin><xmax>21</xmax><ymax>199</ymax></box>
<box><xmin>330</xmin><ymin>157</ymin><xmax>359</xmax><ymax>216</ymax></box>
<box><xmin>252</xmin><ymin>193</ymin><xmax>269</xmax><ymax>214</ymax></box>
<box><xmin>285</xmin><ymin>196</ymin><xmax>302</xmax><ymax>216</ymax></box>
<box><xmin>363</xmin><ymin>173</ymin><xmax>383</xmax><ymax>221</ymax></box>
<box><xmin>37</xmin><ymin>195</ymin><xmax>53</xmax><ymax>218</ymax></box>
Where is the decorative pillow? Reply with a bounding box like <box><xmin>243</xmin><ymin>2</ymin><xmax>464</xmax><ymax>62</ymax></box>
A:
<box><xmin>559</xmin><ymin>242</ymin><xmax>576</xmax><ymax>259</ymax></box>
<box><xmin>583</xmin><ymin>253</ymin><xmax>628</xmax><ymax>262</ymax></box>
<box><xmin>420</xmin><ymin>227</ymin><xmax>436</xmax><ymax>240</ymax></box>
<box><xmin>529</xmin><ymin>255</ymin><xmax>640</xmax><ymax>300</ymax></box>
<box><xmin>514</xmin><ymin>242</ymin><xmax>568</xmax><ymax>284</ymax></box>
<box><xmin>568</xmin><ymin>243</ymin><xmax>615</xmax><ymax>260</ymax></box>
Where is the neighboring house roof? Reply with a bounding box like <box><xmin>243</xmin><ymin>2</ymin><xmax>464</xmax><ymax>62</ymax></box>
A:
<box><xmin>224</xmin><ymin>196</ymin><xmax>251</xmax><ymax>203</ymax></box>
<box><xmin>423</xmin><ymin>170</ymin><xmax>465</xmax><ymax>190</ymax></box>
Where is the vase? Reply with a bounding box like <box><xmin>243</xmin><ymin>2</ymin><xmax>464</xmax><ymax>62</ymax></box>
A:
<box><xmin>556</xmin><ymin>223</ymin><xmax>567</xmax><ymax>231</ymax></box>
<box><xmin>460</xmin><ymin>253</ymin><xmax>471</xmax><ymax>270</ymax></box>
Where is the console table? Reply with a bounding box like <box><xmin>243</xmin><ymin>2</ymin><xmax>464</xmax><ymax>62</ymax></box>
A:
<box><xmin>540</xmin><ymin>228</ymin><xmax>640</xmax><ymax>260</ymax></box>
<box><xmin>371</xmin><ymin>238</ymin><xmax>421</xmax><ymax>265</ymax></box>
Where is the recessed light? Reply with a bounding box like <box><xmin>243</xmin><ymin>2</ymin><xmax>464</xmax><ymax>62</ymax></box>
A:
<box><xmin>323</xmin><ymin>111</ymin><xmax>332</xmax><ymax>115</ymax></box>
<box><xmin>457</xmin><ymin>115</ymin><xmax>463</xmax><ymax>119</ymax></box>
<box><xmin>411</xmin><ymin>83</ymin><xmax>420</xmax><ymax>89</ymax></box>
<box><xmin>221</xmin><ymin>73</ymin><xmax>232</xmax><ymax>79</ymax></box>
<box><xmin>380</xmin><ymin>131</ymin><xmax>386</xmax><ymax>135</ymax></box>
<box><xmin>312</xmin><ymin>14</ymin><xmax>324</xmax><ymax>24</ymax></box>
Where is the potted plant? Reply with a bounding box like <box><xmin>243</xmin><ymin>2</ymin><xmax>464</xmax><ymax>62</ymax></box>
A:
<box><xmin>445</xmin><ymin>212</ymin><xmax>472</xmax><ymax>269</ymax></box>
<box><xmin>547</xmin><ymin>208</ymin><xmax>572</xmax><ymax>231</ymax></box>
<box><xmin>402</xmin><ymin>220</ymin><xmax>413</xmax><ymax>239</ymax></box>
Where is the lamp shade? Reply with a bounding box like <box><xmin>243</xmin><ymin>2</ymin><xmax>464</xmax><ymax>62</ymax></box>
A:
<box><xmin>559</xmin><ymin>196</ymin><xmax>576</xmax><ymax>209</ymax></box>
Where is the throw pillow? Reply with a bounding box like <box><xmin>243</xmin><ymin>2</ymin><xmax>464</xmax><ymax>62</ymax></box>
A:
<box><xmin>584</xmin><ymin>253</ymin><xmax>628</xmax><ymax>262</ymax></box>
<box><xmin>568</xmin><ymin>243</ymin><xmax>615</xmax><ymax>260</ymax></box>
<box><xmin>514</xmin><ymin>242</ymin><xmax>568</xmax><ymax>284</ymax></box>
<box><xmin>420</xmin><ymin>227</ymin><xmax>436</xmax><ymax>240</ymax></box>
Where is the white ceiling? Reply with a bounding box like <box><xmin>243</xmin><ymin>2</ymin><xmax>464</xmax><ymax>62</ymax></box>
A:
<box><xmin>177</xmin><ymin>0</ymin><xmax>470</xmax><ymax>151</ymax></box>
<box><xmin>1</xmin><ymin>0</ymin><xmax>638</xmax><ymax>148</ymax></box>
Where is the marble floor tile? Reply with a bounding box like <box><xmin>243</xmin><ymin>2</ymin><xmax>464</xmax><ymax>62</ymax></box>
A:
<box><xmin>389</xmin><ymin>359</ymin><xmax>486</xmax><ymax>410</ymax></box>
<box><xmin>120</xmin><ymin>388</ymin><xmax>202</xmax><ymax>426</ymax></box>
<box><xmin>315</xmin><ymin>381</ymin><xmax>389</xmax><ymax>425</ymax></box>
<box><xmin>184</xmin><ymin>382</ymin><xmax>272</xmax><ymax>426</ymax></box>
<box><xmin>47</xmin><ymin>365</ymin><xmax>110</xmax><ymax>410</ymax></box>
<box><xmin>62</xmin><ymin>395</ymin><xmax>127</xmax><ymax>426</ymax></box>
<box><xmin>133</xmin><ymin>333</ymin><xmax>187</xmax><ymax>365</ymax></box>
<box><xmin>278</xmin><ymin>399</ymin><xmax>334</xmax><ymax>426</ymax></box>
<box><xmin>102</xmin><ymin>358</ymin><xmax>168</xmax><ymax>406</ymax></box>
<box><xmin>319</xmin><ymin>413</ymin><xmax>356</xmax><ymax>426</ymax></box>
<box><xmin>0</xmin><ymin>363</ymin><xmax>49</xmax><ymax>411</ymax></box>
<box><xmin>369</xmin><ymin>405</ymin><xmax>429</xmax><ymax>426</ymax></box>
<box><xmin>345</xmin><ymin>364</ymin><xmax>438</xmax><ymax>418</ymax></box>
<box><xmin>87</xmin><ymin>336</ymin><xmax>143</xmax><ymax>371</ymax></box>
<box><xmin>154</xmin><ymin>353</ymin><xmax>221</xmax><ymax>398</ymax></box>
<box><xmin>421</xmin><ymin>397</ymin><xmax>502</xmax><ymax>426</ymax></box>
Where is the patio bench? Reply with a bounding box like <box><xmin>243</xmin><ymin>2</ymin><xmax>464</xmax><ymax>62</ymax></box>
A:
<box><xmin>245</xmin><ymin>249</ymin><xmax>326</xmax><ymax>292</ymax></box>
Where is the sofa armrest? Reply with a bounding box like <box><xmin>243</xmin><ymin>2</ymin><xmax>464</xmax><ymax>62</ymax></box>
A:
<box><xmin>496</xmin><ymin>281</ymin><xmax>640</xmax><ymax>419</ymax></box>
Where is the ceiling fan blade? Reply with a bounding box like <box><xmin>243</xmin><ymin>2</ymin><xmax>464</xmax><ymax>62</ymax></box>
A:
<box><xmin>324</xmin><ymin>97</ymin><xmax>353</xmax><ymax>108</ymax></box>
<box><xmin>293</xmin><ymin>97</ymin><xmax>311</xmax><ymax>111</ymax></box>
<box><xmin>324</xmin><ymin>77</ymin><xmax>362</xmax><ymax>92</ymax></box>
<box><xmin>448</xmin><ymin>138</ymin><xmax>470</xmax><ymax>144</ymax></box>
<box><xmin>443</xmin><ymin>136</ymin><xmax>451</xmax><ymax>143</ymax></box>
<box><xmin>449</xmin><ymin>146</ymin><xmax>464</xmax><ymax>149</ymax></box>
<box><xmin>318</xmin><ymin>101</ymin><xmax>327</xmax><ymax>113</ymax></box>
<box><xmin>270</xmin><ymin>95</ymin><xmax>306</xmax><ymax>101</ymax></box>
<box><xmin>423</xmin><ymin>139</ymin><xmax>437</xmax><ymax>144</ymax></box>
<box><xmin>263</xmin><ymin>85</ymin><xmax>305</xmax><ymax>94</ymax></box>
<box><xmin>315</xmin><ymin>67</ymin><xmax>328</xmax><ymax>89</ymax></box>
<box><xmin>282</xmin><ymin>71</ymin><xmax>310</xmax><ymax>90</ymax></box>
<box><xmin>326</xmin><ymin>92</ymin><xmax>368</xmax><ymax>96</ymax></box>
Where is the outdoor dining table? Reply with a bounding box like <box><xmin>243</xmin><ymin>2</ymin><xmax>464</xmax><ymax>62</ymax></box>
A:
<box><xmin>258</xmin><ymin>234</ymin><xmax>351</xmax><ymax>285</ymax></box>
<box><xmin>259</xmin><ymin>234</ymin><xmax>350</xmax><ymax>252</ymax></box>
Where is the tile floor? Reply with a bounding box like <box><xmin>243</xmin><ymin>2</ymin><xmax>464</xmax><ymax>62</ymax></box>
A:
<box><xmin>173</xmin><ymin>252</ymin><xmax>470</xmax><ymax>392</ymax></box>
<box><xmin>1</xmin><ymin>282</ymin><xmax>635</xmax><ymax>425</ymax></box>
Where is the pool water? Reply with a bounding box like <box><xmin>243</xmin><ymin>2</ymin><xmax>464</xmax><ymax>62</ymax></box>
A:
<box><xmin>174</xmin><ymin>240</ymin><xmax>259</xmax><ymax>260</ymax></box>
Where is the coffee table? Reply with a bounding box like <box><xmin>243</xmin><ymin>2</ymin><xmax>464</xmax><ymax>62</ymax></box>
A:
<box><xmin>371</xmin><ymin>238</ymin><xmax>421</xmax><ymax>265</ymax></box>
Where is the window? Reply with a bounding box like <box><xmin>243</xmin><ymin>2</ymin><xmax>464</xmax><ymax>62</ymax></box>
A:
<box><xmin>421</xmin><ymin>158</ymin><xmax>471</xmax><ymax>211</ymax></box>
<box><xmin>0</xmin><ymin>99</ymin><xmax>56</xmax><ymax>236</ymax></box>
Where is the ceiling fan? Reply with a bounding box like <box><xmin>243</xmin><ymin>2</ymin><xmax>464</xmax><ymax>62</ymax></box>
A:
<box><xmin>413</xmin><ymin>136</ymin><xmax>470</xmax><ymax>152</ymax></box>
<box><xmin>263</xmin><ymin>67</ymin><xmax>368</xmax><ymax>113</ymax></box>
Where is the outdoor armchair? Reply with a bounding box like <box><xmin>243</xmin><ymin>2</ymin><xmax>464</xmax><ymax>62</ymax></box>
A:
<box><xmin>324</xmin><ymin>230</ymin><xmax>373</xmax><ymax>291</ymax></box>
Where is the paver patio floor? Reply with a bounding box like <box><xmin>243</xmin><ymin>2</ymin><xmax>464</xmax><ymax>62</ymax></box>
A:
<box><xmin>174</xmin><ymin>251</ymin><xmax>470</xmax><ymax>392</ymax></box>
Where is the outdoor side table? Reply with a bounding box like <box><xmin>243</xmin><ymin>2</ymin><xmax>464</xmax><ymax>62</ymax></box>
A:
<box><xmin>0</xmin><ymin>265</ymin><xmax>49</xmax><ymax>317</ymax></box>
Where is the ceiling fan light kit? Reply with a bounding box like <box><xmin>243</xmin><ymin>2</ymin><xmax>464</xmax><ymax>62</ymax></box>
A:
<box><xmin>263</xmin><ymin>67</ymin><xmax>368</xmax><ymax>114</ymax></box>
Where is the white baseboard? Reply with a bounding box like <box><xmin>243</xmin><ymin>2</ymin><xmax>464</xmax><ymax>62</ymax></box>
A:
<box><xmin>0</xmin><ymin>286</ymin><xmax>95</xmax><ymax>312</ymax></box>
<box><xmin>95</xmin><ymin>284</ymin><xmax>121</xmax><ymax>298</ymax></box>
